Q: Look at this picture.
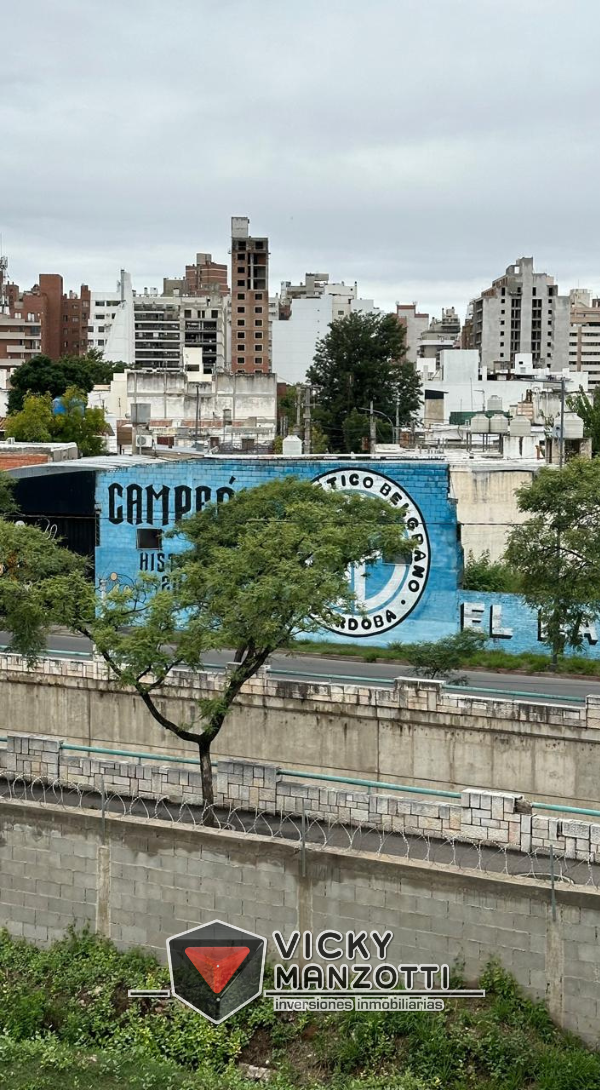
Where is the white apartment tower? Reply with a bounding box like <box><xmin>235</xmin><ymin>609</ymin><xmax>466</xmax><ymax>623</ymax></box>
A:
<box><xmin>468</xmin><ymin>257</ymin><xmax>570</xmax><ymax>373</ymax></box>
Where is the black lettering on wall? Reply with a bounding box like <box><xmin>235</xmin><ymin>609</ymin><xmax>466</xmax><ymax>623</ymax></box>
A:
<box><xmin>126</xmin><ymin>484</ymin><xmax>143</xmax><ymax>525</ymax></box>
<box><xmin>174</xmin><ymin>485</ymin><xmax>192</xmax><ymax>522</ymax></box>
<box><xmin>146</xmin><ymin>485</ymin><xmax>170</xmax><ymax>526</ymax></box>
<box><xmin>108</xmin><ymin>483</ymin><xmax>124</xmax><ymax>524</ymax></box>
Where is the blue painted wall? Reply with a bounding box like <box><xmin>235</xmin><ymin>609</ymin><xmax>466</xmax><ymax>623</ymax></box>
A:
<box><xmin>94</xmin><ymin>456</ymin><xmax>600</xmax><ymax>657</ymax></box>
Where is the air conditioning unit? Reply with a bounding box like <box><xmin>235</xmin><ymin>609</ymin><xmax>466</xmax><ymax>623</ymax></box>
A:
<box><xmin>135</xmin><ymin>434</ymin><xmax>154</xmax><ymax>449</ymax></box>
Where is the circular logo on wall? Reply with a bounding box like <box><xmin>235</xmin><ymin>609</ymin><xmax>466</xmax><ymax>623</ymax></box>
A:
<box><xmin>312</xmin><ymin>467</ymin><xmax>431</xmax><ymax>637</ymax></box>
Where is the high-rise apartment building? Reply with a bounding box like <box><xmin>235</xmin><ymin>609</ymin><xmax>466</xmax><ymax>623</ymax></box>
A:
<box><xmin>89</xmin><ymin>272</ymin><xmax>228</xmax><ymax>373</ymax></box>
<box><xmin>569</xmin><ymin>289</ymin><xmax>600</xmax><ymax>389</ymax></box>
<box><xmin>4</xmin><ymin>269</ymin><xmax>90</xmax><ymax>360</ymax></box>
<box><xmin>230</xmin><ymin>217</ymin><xmax>269</xmax><ymax>374</ymax></box>
<box><xmin>466</xmin><ymin>257</ymin><xmax>570</xmax><ymax>372</ymax></box>
<box><xmin>271</xmin><ymin>273</ymin><xmax>378</xmax><ymax>384</ymax></box>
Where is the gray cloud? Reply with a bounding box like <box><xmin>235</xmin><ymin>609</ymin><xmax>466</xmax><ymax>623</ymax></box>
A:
<box><xmin>3</xmin><ymin>0</ymin><xmax>600</xmax><ymax>319</ymax></box>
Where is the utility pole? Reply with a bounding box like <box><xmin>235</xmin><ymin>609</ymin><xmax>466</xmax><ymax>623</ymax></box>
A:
<box><xmin>194</xmin><ymin>383</ymin><xmax>200</xmax><ymax>442</ymax></box>
<box><xmin>303</xmin><ymin>384</ymin><xmax>312</xmax><ymax>454</ymax></box>
<box><xmin>369</xmin><ymin>400</ymin><xmax>377</xmax><ymax>455</ymax></box>
<box><xmin>559</xmin><ymin>375</ymin><xmax>566</xmax><ymax>469</ymax></box>
<box><xmin>395</xmin><ymin>394</ymin><xmax>400</xmax><ymax>446</ymax></box>
<box><xmin>296</xmin><ymin>384</ymin><xmax>302</xmax><ymax>435</ymax></box>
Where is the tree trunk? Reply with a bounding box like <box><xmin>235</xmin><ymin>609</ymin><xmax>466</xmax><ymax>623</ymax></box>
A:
<box><xmin>198</xmin><ymin>733</ymin><xmax>215</xmax><ymax>824</ymax></box>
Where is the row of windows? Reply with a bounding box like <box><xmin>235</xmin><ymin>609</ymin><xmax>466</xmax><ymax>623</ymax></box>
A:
<box><xmin>237</xmin><ymin>332</ymin><xmax>263</xmax><ymax>339</ymax></box>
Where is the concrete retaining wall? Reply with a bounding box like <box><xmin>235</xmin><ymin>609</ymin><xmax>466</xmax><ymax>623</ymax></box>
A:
<box><xmin>0</xmin><ymin>655</ymin><xmax>600</xmax><ymax>808</ymax></box>
<box><xmin>0</xmin><ymin>797</ymin><xmax>598</xmax><ymax>1046</ymax></box>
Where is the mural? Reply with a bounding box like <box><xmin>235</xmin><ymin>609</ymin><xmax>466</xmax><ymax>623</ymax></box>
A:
<box><xmin>95</xmin><ymin>456</ymin><xmax>600</xmax><ymax>657</ymax></box>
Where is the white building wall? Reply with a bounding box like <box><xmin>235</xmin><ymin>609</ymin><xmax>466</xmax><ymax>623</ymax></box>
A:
<box><xmin>271</xmin><ymin>288</ymin><xmax>378</xmax><ymax>384</ymax></box>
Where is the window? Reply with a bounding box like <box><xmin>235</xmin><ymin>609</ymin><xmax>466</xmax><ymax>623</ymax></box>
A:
<box><xmin>238</xmin><ymin>319</ymin><xmax>245</xmax><ymax>326</ymax></box>
<box><xmin>185</xmin><ymin>309</ymin><xmax>192</xmax><ymax>318</ymax></box>
<box><xmin>255</xmin><ymin>319</ymin><xmax>263</xmax><ymax>326</ymax></box>
<box><xmin>237</xmin><ymin>332</ymin><xmax>245</xmax><ymax>340</ymax></box>
<box><xmin>237</xmin><ymin>306</ymin><xmax>245</xmax><ymax>313</ymax></box>
<box><xmin>255</xmin><ymin>358</ymin><xmax>263</xmax><ymax>365</ymax></box>
<box><xmin>255</xmin><ymin>292</ymin><xmax>263</xmax><ymax>300</ymax></box>
<box><xmin>136</xmin><ymin>529</ymin><xmax>163</xmax><ymax>550</ymax></box>
<box><xmin>98</xmin><ymin>339</ymin><xmax>105</xmax><ymax>346</ymax></box>
<box><xmin>237</xmin><ymin>357</ymin><xmax>245</xmax><ymax>364</ymax></box>
<box><xmin>237</xmin><ymin>280</ymin><xmax>245</xmax><ymax>287</ymax></box>
<box><xmin>337</xmin><ymin>310</ymin><xmax>344</xmax><ymax>315</ymax></box>
<box><xmin>237</xmin><ymin>266</ymin><xmax>245</xmax><ymax>274</ymax></box>
<box><xmin>254</xmin><ymin>306</ymin><xmax>263</xmax><ymax>313</ymax></box>
<box><xmin>255</xmin><ymin>332</ymin><xmax>263</xmax><ymax>339</ymax></box>
<box><xmin>95</xmin><ymin>300</ymin><xmax>105</xmax><ymax>307</ymax></box>
<box><xmin>211</xmin><ymin>310</ymin><xmax>218</xmax><ymax>319</ymax></box>
<box><xmin>237</xmin><ymin>292</ymin><xmax>245</xmax><ymax>299</ymax></box>
<box><xmin>98</xmin><ymin>326</ymin><xmax>105</xmax><ymax>333</ymax></box>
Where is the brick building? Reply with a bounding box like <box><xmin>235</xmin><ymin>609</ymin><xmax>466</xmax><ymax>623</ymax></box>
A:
<box><xmin>230</xmin><ymin>217</ymin><xmax>270</xmax><ymax>374</ymax></box>
<box><xmin>5</xmin><ymin>273</ymin><xmax>90</xmax><ymax>360</ymax></box>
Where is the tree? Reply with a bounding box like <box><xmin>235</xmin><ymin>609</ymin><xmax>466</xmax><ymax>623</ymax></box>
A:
<box><xmin>568</xmin><ymin>386</ymin><xmax>600</xmax><ymax>456</ymax></box>
<box><xmin>51</xmin><ymin>386</ymin><xmax>108</xmax><ymax>457</ymax></box>
<box><xmin>5</xmin><ymin>387</ymin><xmax>108</xmax><ymax>456</ymax></box>
<box><xmin>0</xmin><ymin>520</ymin><xmax>85</xmax><ymax>661</ymax></box>
<box><xmin>7</xmin><ymin>353</ymin><xmax>125</xmax><ymax>414</ymax></box>
<box><xmin>390</xmin><ymin>629</ymin><xmax>486</xmax><ymax>682</ymax></box>
<box><xmin>307</xmin><ymin>311</ymin><xmax>422</xmax><ymax>452</ymax></box>
<box><xmin>505</xmin><ymin>457</ymin><xmax>600</xmax><ymax>660</ymax></box>
<box><xmin>31</xmin><ymin>478</ymin><xmax>411</xmax><ymax>816</ymax></box>
<box><xmin>4</xmin><ymin>393</ymin><xmax>54</xmax><ymax>443</ymax></box>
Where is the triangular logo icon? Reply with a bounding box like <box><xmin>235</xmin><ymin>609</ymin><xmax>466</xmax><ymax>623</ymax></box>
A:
<box><xmin>184</xmin><ymin>946</ymin><xmax>250</xmax><ymax>993</ymax></box>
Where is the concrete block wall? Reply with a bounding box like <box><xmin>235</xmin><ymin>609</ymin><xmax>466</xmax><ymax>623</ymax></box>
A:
<box><xmin>3</xmin><ymin>733</ymin><xmax>600</xmax><ymax>864</ymax></box>
<box><xmin>0</xmin><ymin>796</ymin><xmax>599</xmax><ymax>1046</ymax></box>
<box><xmin>1</xmin><ymin>655</ymin><xmax>600</xmax><ymax>807</ymax></box>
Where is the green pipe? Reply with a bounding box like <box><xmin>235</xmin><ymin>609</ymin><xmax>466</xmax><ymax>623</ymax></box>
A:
<box><xmin>60</xmin><ymin>742</ymin><xmax>199</xmax><ymax>766</ymax></box>
<box><xmin>2</xmin><ymin>736</ymin><xmax>600</xmax><ymax>816</ymax></box>
<box><xmin>276</xmin><ymin>767</ymin><xmax>461</xmax><ymax>798</ymax></box>
<box><xmin>531</xmin><ymin>802</ymin><xmax>600</xmax><ymax>818</ymax></box>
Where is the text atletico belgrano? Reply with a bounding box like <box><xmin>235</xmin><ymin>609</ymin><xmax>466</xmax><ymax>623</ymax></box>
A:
<box><xmin>272</xmin><ymin>931</ymin><xmax>450</xmax><ymax>991</ymax></box>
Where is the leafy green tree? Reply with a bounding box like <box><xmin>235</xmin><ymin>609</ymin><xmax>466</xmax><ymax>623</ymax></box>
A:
<box><xmin>0</xmin><ymin>520</ymin><xmax>85</xmax><ymax>661</ymax></box>
<box><xmin>568</xmin><ymin>386</ymin><xmax>600</xmax><ymax>456</ymax></box>
<box><xmin>7</xmin><ymin>352</ymin><xmax>125</xmax><ymax>413</ymax></box>
<box><xmin>462</xmin><ymin>550</ymin><xmax>522</xmax><ymax>593</ymax></box>
<box><xmin>47</xmin><ymin>478</ymin><xmax>411</xmax><ymax>813</ymax></box>
<box><xmin>390</xmin><ymin>629</ymin><xmax>486</xmax><ymax>681</ymax></box>
<box><xmin>51</xmin><ymin>386</ymin><xmax>108</xmax><ymax>457</ymax></box>
<box><xmin>307</xmin><ymin>311</ymin><xmax>421</xmax><ymax>452</ymax></box>
<box><xmin>4</xmin><ymin>393</ymin><xmax>54</xmax><ymax>443</ymax></box>
<box><xmin>5</xmin><ymin>387</ymin><xmax>108</xmax><ymax>456</ymax></box>
<box><xmin>505</xmin><ymin>457</ymin><xmax>600</xmax><ymax>659</ymax></box>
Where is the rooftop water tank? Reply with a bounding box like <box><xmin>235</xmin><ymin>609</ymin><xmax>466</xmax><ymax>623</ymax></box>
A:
<box><xmin>560</xmin><ymin>412</ymin><xmax>584</xmax><ymax>440</ymax></box>
<box><xmin>470</xmin><ymin>414</ymin><xmax>490</xmax><ymax>433</ymax></box>
<box><xmin>489</xmin><ymin>414</ymin><xmax>509</xmax><ymax>434</ymax></box>
<box><xmin>282</xmin><ymin>434</ymin><xmax>303</xmax><ymax>455</ymax></box>
<box><xmin>487</xmin><ymin>395</ymin><xmax>503</xmax><ymax>413</ymax></box>
<box><xmin>509</xmin><ymin>416</ymin><xmax>532</xmax><ymax>436</ymax></box>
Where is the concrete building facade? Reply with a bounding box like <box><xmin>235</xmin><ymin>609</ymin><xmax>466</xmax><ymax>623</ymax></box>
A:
<box><xmin>163</xmin><ymin>252</ymin><xmax>229</xmax><ymax>298</ymax></box>
<box><xmin>466</xmin><ymin>257</ymin><xmax>570</xmax><ymax>373</ymax></box>
<box><xmin>230</xmin><ymin>217</ymin><xmax>269</xmax><ymax>375</ymax></box>
<box><xmin>271</xmin><ymin>274</ymin><xmax>378</xmax><ymax>384</ymax></box>
<box><xmin>569</xmin><ymin>289</ymin><xmax>600</xmax><ymax>390</ymax></box>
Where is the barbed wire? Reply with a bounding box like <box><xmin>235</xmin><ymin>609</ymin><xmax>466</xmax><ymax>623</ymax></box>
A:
<box><xmin>1</xmin><ymin>775</ymin><xmax>597</xmax><ymax>891</ymax></box>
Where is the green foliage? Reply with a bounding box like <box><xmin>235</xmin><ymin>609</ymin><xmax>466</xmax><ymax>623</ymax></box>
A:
<box><xmin>463</xmin><ymin>550</ymin><xmax>522</xmax><ymax>593</ymax></box>
<box><xmin>342</xmin><ymin>409</ymin><xmax>370</xmax><ymax>452</ymax></box>
<box><xmin>7</xmin><ymin>352</ymin><xmax>124</xmax><ymax>414</ymax></box>
<box><xmin>307</xmin><ymin>311</ymin><xmax>421</xmax><ymax>452</ymax></box>
<box><xmin>0</xmin><ymin>933</ymin><xmax>599</xmax><ymax>1089</ymax></box>
<box><xmin>5</xmin><ymin>392</ymin><xmax>54</xmax><ymax>442</ymax></box>
<box><xmin>5</xmin><ymin>386</ymin><xmax>109</xmax><ymax>456</ymax></box>
<box><xmin>568</xmin><ymin>386</ymin><xmax>600</xmax><ymax>456</ymax></box>
<box><xmin>389</xmin><ymin>629</ymin><xmax>487</xmax><ymax>680</ymax></box>
<box><xmin>505</xmin><ymin>457</ymin><xmax>600</xmax><ymax>658</ymax></box>
<box><xmin>0</xmin><ymin>519</ymin><xmax>86</xmax><ymax>661</ymax></box>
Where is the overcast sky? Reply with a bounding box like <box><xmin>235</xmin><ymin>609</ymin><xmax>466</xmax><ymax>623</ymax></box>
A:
<box><xmin>3</xmin><ymin>0</ymin><xmax>600</xmax><ymax>321</ymax></box>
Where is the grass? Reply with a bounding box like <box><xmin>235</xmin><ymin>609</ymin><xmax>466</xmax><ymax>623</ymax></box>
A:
<box><xmin>0</xmin><ymin>931</ymin><xmax>599</xmax><ymax>1089</ymax></box>
<box><xmin>287</xmin><ymin>638</ymin><xmax>600</xmax><ymax>677</ymax></box>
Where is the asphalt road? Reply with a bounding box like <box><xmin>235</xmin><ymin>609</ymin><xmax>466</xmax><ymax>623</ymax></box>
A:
<box><xmin>0</xmin><ymin>630</ymin><xmax>598</xmax><ymax>706</ymax></box>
